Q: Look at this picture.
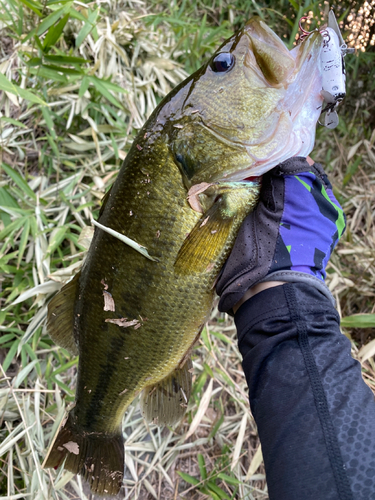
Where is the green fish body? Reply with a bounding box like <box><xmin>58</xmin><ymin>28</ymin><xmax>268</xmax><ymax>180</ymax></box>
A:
<box><xmin>44</xmin><ymin>18</ymin><xmax>323</xmax><ymax>495</ymax></box>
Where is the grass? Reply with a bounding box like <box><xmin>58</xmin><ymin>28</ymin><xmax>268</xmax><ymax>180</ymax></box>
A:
<box><xmin>1</xmin><ymin>0</ymin><xmax>375</xmax><ymax>499</ymax></box>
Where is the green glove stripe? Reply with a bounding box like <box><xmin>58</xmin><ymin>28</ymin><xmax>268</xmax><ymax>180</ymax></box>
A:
<box><xmin>321</xmin><ymin>186</ymin><xmax>346</xmax><ymax>237</ymax></box>
<box><xmin>295</xmin><ymin>175</ymin><xmax>312</xmax><ymax>192</ymax></box>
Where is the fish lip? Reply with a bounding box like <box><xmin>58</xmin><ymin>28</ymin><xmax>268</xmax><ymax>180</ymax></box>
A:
<box><xmin>214</xmin><ymin>173</ymin><xmax>262</xmax><ymax>184</ymax></box>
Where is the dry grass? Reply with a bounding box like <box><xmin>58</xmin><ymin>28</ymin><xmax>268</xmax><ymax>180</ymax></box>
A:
<box><xmin>1</xmin><ymin>1</ymin><xmax>375</xmax><ymax>499</ymax></box>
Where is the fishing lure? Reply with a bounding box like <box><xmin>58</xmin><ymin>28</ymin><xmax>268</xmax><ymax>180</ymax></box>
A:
<box><xmin>300</xmin><ymin>11</ymin><xmax>354</xmax><ymax>129</ymax></box>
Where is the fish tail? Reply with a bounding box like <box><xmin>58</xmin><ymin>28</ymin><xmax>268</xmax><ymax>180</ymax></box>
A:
<box><xmin>43</xmin><ymin>413</ymin><xmax>124</xmax><ymax>495</ymax></box>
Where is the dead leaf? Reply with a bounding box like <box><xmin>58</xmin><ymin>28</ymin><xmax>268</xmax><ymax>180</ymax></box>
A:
<box><xmin>103</xmin><ymin>290</ymin><xmax>115</xmax><ymax>312</ymax></box>
<box><xmin>200</xmin><ymin>216</ymin><xmax>209</xmax><ymax>228</ymax></box>
<box><xmin>63</xmin><ymin>441</ymin><xmax>79</xmax><ymax>455</ymax></box>
<box><xmin>187</xmin><ymin>182</ymin><xmax>213</xmax><ymax>213</ymax></box>
<box><xmin>105</xmin><ymin>318</ymin><xmax>140</xmax><ymax>328</ymax></box>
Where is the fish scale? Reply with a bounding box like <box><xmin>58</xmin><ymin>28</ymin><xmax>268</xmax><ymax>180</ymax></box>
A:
<box><xmin>74</xmin><ymin>140</ymin><xmax>208</xmax><ymax>432</ymax></box>
<box><xmin>44</xmin><ymin>17</ymin><xmax>323</xmax><ymax>495</ymax></box>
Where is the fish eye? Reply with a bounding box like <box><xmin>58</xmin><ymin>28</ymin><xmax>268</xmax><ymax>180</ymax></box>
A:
<box><xmin>211</xmin><ymin>53</ymin><xmax>235</xmax><ymax>73</ymax></box>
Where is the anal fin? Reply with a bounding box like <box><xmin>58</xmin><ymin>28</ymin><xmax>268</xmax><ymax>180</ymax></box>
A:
<box><xmin>47</xmin><ymin>272</ymin><xmax>80</xmax><ymax>356</ymax></box>
<box><xmin>140</xmin><ymin>357</ymin><xmax>193</xmax><ymax>426</ymax></box>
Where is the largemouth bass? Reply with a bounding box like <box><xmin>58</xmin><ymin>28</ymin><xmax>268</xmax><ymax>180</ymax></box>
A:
<box><xmin>44</xmin><ymin>18</ymin><xmax>323</xmax><ymax>495</ymax></box>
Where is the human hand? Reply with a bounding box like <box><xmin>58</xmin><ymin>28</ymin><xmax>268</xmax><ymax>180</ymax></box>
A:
<box><xmin>216</xmin><ymin>156</ymin><xmax>346</xmax><ymax>314</ymax></box>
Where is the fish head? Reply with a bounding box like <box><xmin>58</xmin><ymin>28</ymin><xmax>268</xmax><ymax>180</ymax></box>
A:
<box><xmin>161</xmin><ymin>17</ymin><xmax>323</xmax><ymax>184</ymax></box>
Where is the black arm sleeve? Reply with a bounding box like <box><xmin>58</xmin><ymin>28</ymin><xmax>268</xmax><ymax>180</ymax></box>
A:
<box><xmin>235</xmin><ymin>282</ymin><xmax>375</xmax><ymax>500</ymax></box>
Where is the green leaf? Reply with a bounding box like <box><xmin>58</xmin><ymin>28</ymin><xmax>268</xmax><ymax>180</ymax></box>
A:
<box><xmin>0</xmin><ymin>74</ymin><xmax>46</xmax><ymax>105</ymax></box>
<box><xmin>197</xmin><ymin>454</ymin><xmax>207</xmax><ymax>480</ymax></box>
<box><xmin>43</xmin><ymin>12</ymin><xmax>70</xmax><ymax>50</ymax></box>
<box><xmin>287</xmin><ymin>0</ymin><xmax>299</xmax><ymax>10</ymax></box>
<box><xmin>17</xmin><ymin>218</ymin><xmax>30</xmax><ymax>267</ymax></box>
<box><xmin>29</xmin><ymin>66</ymin><xmax>68</xmax><ymax>83</ymax></box>
<box><xmin>0</xmin><ymin>333</ymin><xmax>16</xmax><ymax>345</ymax></box>
<box><xmin>17</xmin><ymin>86</ymin><xmax>47</xmax><ymax>105</ymax></box>
<box><xmin>41</xmin><ymin>64</ymin><xmax>82</xmax><ymax>75</ymax></box>
<box><xmin>89</xmin><ymin>76</ymin><xmax>124</xmax><ymax>109</ymax></box>
<box><xmin>44</xmin><ymin>55</ymin><xmax>89</xmax><ymax>64</ymax></box>
<box><xmin>3</xmin><ymin>337</ymin><xmax>20</xmax><ymax>372</ymax></box>
<box><xmin>217</xmin><ymin>473</ymin><xmax>242</xmax><ymax>486</ymax></box>
<box><xmin>341</xmin><ymin>314</ymin><xmax>375</xmax><ymax>329</ymax></box>
<box><xmin>36</xmin><ymin>2</ymin><xmax>72</xmax><ymax>36</ymax></box>
<box><xmin>75</xmin><ymin>7</ymin><xmax>99</xmax><ymax>47</ymax></box>
<box><xmin>177</xmin><ymin>471</ymin><xmax>200</xmax><ymax>486</ymax></box>
<box><xmin>0</xmin><ymin>187</ymin><xmax>20</xmax><ymax>208</ymax></box>
<box><xmin>46</xmin><ymin>226</ymin><xmax>67</xmax><ymax>256</ymax></box>
<box><xmin>68</xmin><ymin>7</ymin><xmax>87</xmax><ymax>23</ymax></box>
<box><xmin>25</xmin><ymin>56</ymin><xmax>43</xmax><ymax>67</ymax></box>
<box><xmin>93</xmin><ymin>77</ymin><xmax>127</xmax><ymax>94</ymax></box>
<box><xmin>41</xmin><ymin>107</ymin><xmax>56</xmax><ymax>139</ymax></box>
<box><xmin>0</xmin><ymin>72</ymin><xmax>19</xmax><ymax>93</ymax></box>
<box><xmin>207</xmin><ymin>482</ymin><xmax>231</xmax><ymax>500</ymax></box>
<box><xmin>47</xmin><ymin>134</ymin><xmax>60</xmax><ymax>158</ymax></box>
<box><xmin>14</xmin><ymin>359</ymin><xmax>39</xmax><ymax>388</ymax></box>
<box><xmin>0</xmin><ymin>216</ymin><xmax>29</xmax><ymax>241</ymax></box>
<box><xmin>343</xmin><ymin>156</ymin><xmax>362</xmax><ymax>187</ymax></box>
<box><xmin>18</xmin><ymin>0</ymin><xmax>42</xmax><ymax>17</ymax></box>
<box><xmin>33</xmin><ymin>33</ymin><xmax>44</xmax><ymax>51</ymax></box>
<box><xmin>78</xmin><ymin>75</ymin><xmax>90</xmax><ymax>98</ymax></box>
<box><xmin>2</xmin><ymin>163</ymin><xmax>36</xmax><ymax>200</ymax></box>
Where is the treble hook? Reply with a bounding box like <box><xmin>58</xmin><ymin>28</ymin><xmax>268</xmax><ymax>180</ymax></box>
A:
<box><xmin>299</xmin><ymin>16</ymin><xmax>312</xmax><ymax>38</ymax></box>
<box><xmin>298</xmin><ymin>16</ymin><xmax>331</xmax><ymax>45</ymax></box>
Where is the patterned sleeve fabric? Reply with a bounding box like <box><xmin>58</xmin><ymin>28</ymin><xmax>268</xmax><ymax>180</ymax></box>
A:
<box><xmin>216</xmin><ymin>157</ymin><xmax>346</xmax><ymax>314</ymax></box>
<box><xmin>235</xmin><ymin>283</ymin><xmax>375</xmax><ymax>500</ymax></box>
<box><xmin>270</xmin><ymin>171</ymin><xmax>346</xmax><ymax>280</ymax></box>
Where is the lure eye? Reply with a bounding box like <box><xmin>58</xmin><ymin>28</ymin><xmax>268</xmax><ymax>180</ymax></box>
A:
<box><xmin>211</xmin><ymin>53</ymin><xmax>235</xmax><ymax>73</ymax></box>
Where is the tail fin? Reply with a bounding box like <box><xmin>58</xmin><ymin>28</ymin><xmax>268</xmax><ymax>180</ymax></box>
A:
<box><xmin>43</xmin><ymin>413</ymin><xmax>124</xmax><ymax>495</ymax></box>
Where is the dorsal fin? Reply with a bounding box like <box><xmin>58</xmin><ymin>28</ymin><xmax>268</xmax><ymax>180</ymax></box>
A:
<box><xmin>47</xmin><ymin>272</ymin><xmax>80</xmax><ymax>356</ymax></box>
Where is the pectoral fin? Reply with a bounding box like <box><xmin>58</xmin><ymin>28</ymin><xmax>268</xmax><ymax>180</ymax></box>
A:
<box><xmin>140</xmin><ymin>357</ymin><xmax>193</xmax><ymax>426</ymax></box>
<box><xmin>47</xmin><ymin>272</ymin><xmax>80</xmax><ymax>356</ymax></box>
<box><xmin>175</xmin><ymin>181</ymin><xmax>260</xmax><ymax>275</ymax></box>
<box><xmin>174</xmin><ymin>200</ymin><xmax>234</xmax><ymax>275</ymax></box>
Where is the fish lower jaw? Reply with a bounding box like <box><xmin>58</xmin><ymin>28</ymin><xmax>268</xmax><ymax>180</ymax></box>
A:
<box><xmin>224</xmin><ymin>127</ymin><xmax>317</xmax><ymax>181</ymax></box>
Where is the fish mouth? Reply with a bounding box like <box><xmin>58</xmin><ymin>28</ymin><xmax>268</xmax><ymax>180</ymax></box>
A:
<box><xmin>211</xmin><ymin>29</ymin><xmax>323</xmax><ymax>182</ymax></box>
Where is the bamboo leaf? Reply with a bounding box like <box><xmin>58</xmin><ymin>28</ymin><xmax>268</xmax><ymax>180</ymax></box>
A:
<box><xmin>44</xmin><ymin>55</ymin><xmax>89</xmax><ymax>64</ymax></box>
<box><xmin>89</xmin><ymin>76</ymin><xmax>124</xmax><ymax>109</ymax></box>
<box><xmin>197</xmin><ymin>453</ymin><xmax>207</xmax><ymax>480</ymax></box>
<box><xmin>12</xmin><ymin>281</ymin><xmax>61</xmax><ymax>305</ymax></box>
<box><xmin>17</xmin><ymin>0</ymin><xmax>42</xmax><ymax>17</ymax></box>
<box><xmin>207</xmin><ymin>482</ymin><xmax>231</xmax><ymax>500</ymax></box>
<box><xmin>341</xmin><ymin>314</ymin><xmax>375</xmax><ymax>328</ymax></box>
<box><xmin>1</xmin><ymin>163</ymin><xmax>36</xmax><ymax>200</ymax></box>
<box><xmin>186</xmin><ymin>378</ymin><xmax>213</xmax><ymax>440</ymax></box>
<box><xmin>43</xmin><ymin>12</ymin><xmax>70</xmax><ymax>50</ymax></box>
<box><xmin>177</xmin><ymin>471</ymin><xmax>199</xmax><ymax>486</ymax></box>
<box><xmin>358</xmin><ymin>339</ymin><xmax>375</xmax><ymax>363</ymax></box>
<box><xmin>36</xmin><ymin>3</ymin><xmax>72</xmax><ymax>36</ymax></box>
<box><xmin>17</xmin><ymin>218</ymin><xmax>30</xmax><ymax>267</ymax></box>
<box><xmin>75</xmin><ymin>7</ymin><xmax>99</xmax><ymax>47</ymax></box>
<box><xmin>41</xmin><ymin>107</ymin><xmax>56</xmax><ymax>139</ymax></box>
<box><xmin>3</xmin><ymin>337</ymin><xmax>20</xmax><ymax>372</ymax></box>
<box><xmin>217</xmin><ymin>473</ymin><xmax>241</xmax><ymax>486</ymax></box>
<box><xmin>14</xmin><ymin>359</ymin><xmax>39</xmax><ymax>388</ymax></box>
